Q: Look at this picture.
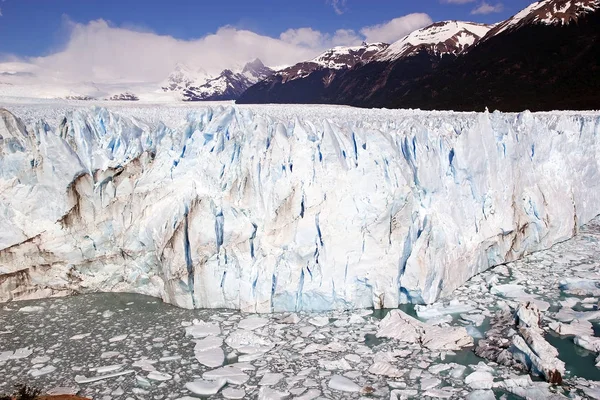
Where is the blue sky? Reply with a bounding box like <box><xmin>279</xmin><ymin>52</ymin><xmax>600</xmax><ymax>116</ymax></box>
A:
<box><xmin>1</xmin><ymin>0</ymin><xmax>531</xmax><ymax>58</ymax></box>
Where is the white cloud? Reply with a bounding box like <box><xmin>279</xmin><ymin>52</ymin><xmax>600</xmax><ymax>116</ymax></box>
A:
<box><xmin>0</xmin><ymin>7</ymin><xmax>3</xmax><ymax>17</ymax></box>
<box><xmin>279</xmin><ymin>27</ymin><xmax>362</xmax><ymax>49</ymax></box>
<box><xmin>329</xmin><ymin>0</ymin><xmax>347</xmax><ymax>15</ymax></box>
<box><xmin>331</xmin><ymin>29</ymin><xmax>362</xmax><ymax>46</ymax></box>
<box><xmin>0</xmin><ymin>12</ymin><xmax>433</xmax><ymax>90</ymax></box>
<box><xmin>360</xmin><ymin>13</ymin><xmax>433</xmax><ymax>43</ymax></box>
<box><xmin>471</xmin><ymin>2</ymin><xmax>504</xmax><ymax>14</ymax></box>
<box><xmin>279</xmin><ymin>27</ymin><xmax>327</xmax><ymax>48</ymax></box>
<box><xmin>26</xmin><ymin>19</ymin><xmax>323</xmax><ymax>84</ymax></box>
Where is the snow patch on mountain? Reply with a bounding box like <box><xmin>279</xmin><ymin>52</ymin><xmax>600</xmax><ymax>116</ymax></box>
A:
<box><xmin>378</xmin><ymin>21</ymin><xmax>491</xmax><ymax>61</ymax></box>
<box><xmin>485</xmin><ymin>0</ymin><xmax>600</xmax><ymax>38</ymax></box>
<box><xmin>311</xmin><ymin>43</ymin><xmax>389</xmax><ymax>69</ymax></box>
<box><xmin>274</xmin><ymin>43</ymin><xmax>388</xmax><ymax>83</ymax></box>
<box><xmin>162</xmin><ymin>59</ymin><xmax>273</xmax><ymax>101</ymax></box>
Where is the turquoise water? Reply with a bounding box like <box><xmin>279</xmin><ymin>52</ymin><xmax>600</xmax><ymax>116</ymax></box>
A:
<box><xmin>546</xmin><ymin>332</ymin><xmax>600</xmax><ymax>381</ymax></box>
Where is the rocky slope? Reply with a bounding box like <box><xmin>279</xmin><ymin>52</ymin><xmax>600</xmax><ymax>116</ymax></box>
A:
<box><xmin>236</xmin><ymin>43</ymin><xmax>388</xmax><ymax>104</ymax></box>
<box><xmin>383</xmin><ymin>0</ymin><xmax>600</xmax><ymax>111</ymax></box>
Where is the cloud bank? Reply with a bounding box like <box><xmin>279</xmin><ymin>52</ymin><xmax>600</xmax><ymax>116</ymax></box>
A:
<box><xmin>0</xmin><ymin>13</ymin><xmax>433</xmax><ymax>87</ymax></box>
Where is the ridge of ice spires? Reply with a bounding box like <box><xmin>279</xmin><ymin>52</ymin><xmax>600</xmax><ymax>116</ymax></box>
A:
<box><xmin>1</xmin><ymin>105</ymin><xmax>600</xmax><ymax>312</ymax></box>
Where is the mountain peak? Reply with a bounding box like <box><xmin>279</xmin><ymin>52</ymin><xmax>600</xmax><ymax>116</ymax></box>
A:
<box><xmin>377</xmin><ymin>20</ymin><xmax>492</xmax><ymax>61</ymax></box>
<box><xmin>486</xmin><ymin>0</ymin><xmax>600</xmax><ymax>38</ymax></box>
<box><xmin>242</xmin><ymin>58</ymin><xmax>273</xmax><ymax>82</ymax></box>
<box><xmin>309</xmin><ymin>42</ymin><xmax>390</xmax><ymax>69</ymax></box>
<box><xmin>243</xmin><ymin>58</ymin><xmax>266</xmax><ymax>72</ymax></box>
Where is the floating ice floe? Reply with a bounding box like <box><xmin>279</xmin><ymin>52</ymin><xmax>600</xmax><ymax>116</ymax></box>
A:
<box><xmin>328</xmin><ymin>374</ymin><xmax>361</xmax><ymax>392</ymax></box>
<box><xmin>559</xmin><ymin>278</ymin><xmax>600</xmax><ymax>296</ymax></box>
<box><xmin>225</xmin><ymin>330</ymin><xmax>274</xmax><ymax>354</ymax></box>
<box><xmin>185</xmin><ymin>379</ymin><xmax>227</xmax><ymax>396</ymax></box>
<box><xmin>377</xmin><ymin>309</ymin><xmax>474</xmax><ymax>350</ymax></box>
<box><xmin>415</xmin><ymin>299</ymin><xmax>475</xmax><ymax>320</ymax></box>
<box><xmin>74</xmin><ymin>369</ymin><xmax>135</xmax><ymax>384</ymax></box>
<box><xmin>0</xmin><ymin>348</ymin><xmax>32</xmax><ymax>361</ymax></box>
<box><xmin>18</xmin><ymin>306</ymin><xmax>44</xmax><ymax>313</ymax></box>
<box><xmin>477</xmin><ymin>302</ymin><xmax>565</xmax><ymax>384</ymax></box>
<box><xmin>29</xmin><ymin>365</ymin><xmax>56</xmax><ymax>377</ymax></box>
<box><xmin>368</xmin><ymin>361</ymin><xmax>404</xmax><ymax>377</ymax></box>
<box><xmin>185</xmin><ymin>321</ymin><xmax>221</xmax><ymax>338</ymax></box>
<box><xmin>147</xmin><ymin>370</ymin><xmax>172</xmax><ymax>381</ymax></box>
<box><xmin>203</xmin><ymin>365</ymin><xmax>250</xmax><ymax>385</ymax></box>
<box><xmin>238</xmin><ymin>316</ymin><xmax>269</xmax><ymax>330</ymax></box>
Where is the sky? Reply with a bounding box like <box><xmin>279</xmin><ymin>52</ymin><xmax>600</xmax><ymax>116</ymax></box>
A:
<box><xmin>0</xmin><ymin>0</ymin><xmax>535</xmax><ymax>86</ymax></box>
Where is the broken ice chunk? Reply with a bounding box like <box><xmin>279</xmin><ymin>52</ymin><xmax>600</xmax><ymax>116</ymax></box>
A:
<box><xmin>18</xmin><ymin>306</ymin><xmax>44</xmax><ymax>313</ymax></box>
<box><xmin>368</xmin><ymin>362</ymin><xmax>404</xmax><ymax>377</ymax></box>
<box><xmin>377</xmin><ymin>310</ymin><xmax>473</xmax><ymax>350</ymax></box>
<box><xmin>259</xmin><ymin>372</ymin><xmax>285</xmax><ymax>386</ymax></box>
<box><xmin>75</xmin><ymin>370</ymin><xmax>135</xmax><ymax>384</ymax></box>
<box><xmin>415</xmin><ymin>300</ymin><xmax>475</xmax><ymax>320</ymax></box>
<box><xmin>108</xmin><ymin>334</ymin><xmax>128</xmax><ymax>342</ymax></box>
<box><xmin>225</xmin><ymin>330</ymin><xmax>274</xmax><ymax>354</ymax></box>
<box><xmin>328</xmin><ymin>375</ymin><xmax>360</xmax><ymax>392</ymax></box>
<box><xmin>29</xmin><ymin>365</ymin><xmax>56</xmax><ymax>377</ymax></box>
<box><xmin>238</xmin><ymin>316</ymin><xmax>269</xmax><ymax>330</ymax></box>
<box><xmin>203</xmin><ymin>365</ymin><xmax>250</xmax><ymax>385</ymax></box>
<box><xmin>185</xmin><ymin>379</ymin><xmax>226</xmax><ymax>396</ymax></box>
<box><xmin>195</xmin><ymin>348</ymin><xmax>225</xmax><ymax>368</ymax></box>
<box><xmin>465</xmin><ymin>371</ymin><xmax>494</xmax><ymax>390</ymax></box>
<box><xmin>308</xmin><ymin>316</ymin><xmax>329</xmax><ymax>327</ymax></box>
<box><xmin>185</xmin><ymin>321</ymin><xmax>221</xmax><ymax>338</ymax></box>
<box><xmin>147</xmin><ymin>371</ymin><xmax>172</xmax><ymax>381</ymax></box>
<box><xmin>222</xmin><ymin>387</ymin><xmax>246</xmax><ymax>399</ymax></box>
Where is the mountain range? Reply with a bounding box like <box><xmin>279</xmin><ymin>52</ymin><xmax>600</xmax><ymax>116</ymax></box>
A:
<box><xmin>161</xmin><ymin>59</ymin><xmax>274</xmax><ymax>101</ymax></box>
<box><xmin>238</xmin><ymin>0</ymin><xmax>600</xmax><ymax>111</ymax></box>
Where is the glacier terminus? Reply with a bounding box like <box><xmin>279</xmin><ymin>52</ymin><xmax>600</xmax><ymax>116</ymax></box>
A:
<box><xmin>1</xmin><ymin>103</ymin><xmax>600</xmax><ymax>312</ymax></box>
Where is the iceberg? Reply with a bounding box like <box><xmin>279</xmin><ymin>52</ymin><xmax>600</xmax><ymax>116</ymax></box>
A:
<box><xmin>1</xmin><ymin>105</ymin><xmax>600</xmax><ymax>312</ymax></box>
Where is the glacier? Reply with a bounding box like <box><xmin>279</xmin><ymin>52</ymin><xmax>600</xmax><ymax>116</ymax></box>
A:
<box><xmin>0</xmin><ymin>104</ymin><xmax>599</xmax><ymax>312</ymax></box>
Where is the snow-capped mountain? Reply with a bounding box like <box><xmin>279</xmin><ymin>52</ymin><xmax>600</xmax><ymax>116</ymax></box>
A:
<box><xmin>277</xmin><ymin>43</ymin><xmax>388</xmax><ymax>83</ymax></box>
<box><xmin>486</xmin><ymin>0</ymin><xmax>600</xmax><ymax>38</ymax></box>
<box><xmin>377</xmin><ymin>21</ymin><xmax>491</xmax><ymax>61</ymax></box>
<box><xmin>239</xmin><ymin>0</ymin><xmax>600</xmax><ymax>111</ymax></box>
<box><xmin>237</xmin><ymin>43</ymin><xmax>390</xmax><ymax>104</ymax></box>
<box><xmin>237</xmin><ymin>22</ymin><xmax>493</xmax><ymax>105</ymax></box>
<box><xmin>161</xmin><ymin>64</ymin><xmax>210</xmax><ymax>93</ymax></box>
<box><xmin>162</xmin><ymin>59</ymin><xmax>274</xmax><ymax>101</ymax></box>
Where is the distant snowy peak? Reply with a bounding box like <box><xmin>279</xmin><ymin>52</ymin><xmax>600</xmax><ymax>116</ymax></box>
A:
<box><xmin>278</xmin><ymin>42</ymin><xmax>389</xmax><ymax>83</ymax></box>
<box><xmin>242</xmin><ymin>58</ymin><xmax>274</xmax><ymax>84</ymax></box>
<box><xmin>162</xmin><ymin>59</ymin><xmax>273</xmax><ymax>101</ymax></box>
<box><xmin>311</xmin><ymin>43</ymin><xmax>389</xmax><ymax>69</ymax></box>
<box><xmin>182</xmin><ymin>60</ymin><xmax>274</xmax><ymax>101</ymax></box>
<box><xmin>108</xmin><ymin>92</ymin><xmax>139</xmax><ymax>101</ymax></box>
<box><xmin>378</xmin><ymin>21</ymin><xmax>492</xmax><ymax>61</ymax></box>
<box><xmin>486</xmin><ymin>0</ymin><xmax>600</xmax><ymax>37</ymax></box>
<box><xmin>161</xmin><ymin>63</ymin><xmax>210</xmax><ymax>92</ymax></box>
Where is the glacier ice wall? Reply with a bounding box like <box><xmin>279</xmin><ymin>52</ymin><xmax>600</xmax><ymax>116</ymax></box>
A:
<box><xmin>0</xmin><ymin>105</ymin><xmax>599</xmax><ymax>312</ymax></box>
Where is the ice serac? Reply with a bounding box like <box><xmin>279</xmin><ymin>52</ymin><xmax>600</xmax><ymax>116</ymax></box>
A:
<box><xmin>1</xmin><ymin>106</ymin><xmax>600</xmax><ymax>312</ymax></box>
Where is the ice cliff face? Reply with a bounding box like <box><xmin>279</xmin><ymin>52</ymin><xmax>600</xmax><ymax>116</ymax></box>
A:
<box><xmin>1</xmin><ymin>105</ymin><xmax>599</xmax><ymax>312</ymax></box>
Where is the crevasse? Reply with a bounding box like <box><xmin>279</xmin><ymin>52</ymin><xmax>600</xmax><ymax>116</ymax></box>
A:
<box><xmin>0</xmin><ymin>105</ymin><xmax>599</xmax><ymax>312</ymax></box>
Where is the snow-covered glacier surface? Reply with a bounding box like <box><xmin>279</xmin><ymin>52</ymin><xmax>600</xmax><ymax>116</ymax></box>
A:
<box><xmin>1</xmin><ymin>102</ymin><xmax>599</xmax><ymax>312</ymax></box>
